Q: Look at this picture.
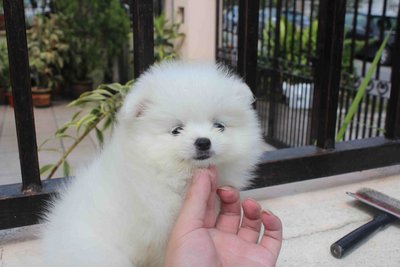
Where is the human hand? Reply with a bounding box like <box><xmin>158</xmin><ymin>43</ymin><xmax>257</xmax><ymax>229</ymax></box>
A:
<box><xmin>164</xmin><ymin>166</ymin><xmax>282</xmax><ymax>267</ymax></box>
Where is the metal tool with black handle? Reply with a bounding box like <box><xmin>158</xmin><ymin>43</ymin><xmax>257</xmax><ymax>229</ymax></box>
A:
<box><xmin>331</xmin><ymin>188</ymin><xmax>400</xmax><ymax>259</ymax></box>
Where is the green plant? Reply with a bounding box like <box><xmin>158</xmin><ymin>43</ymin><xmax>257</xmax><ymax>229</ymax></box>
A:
<box><xmin>154</xmin><ymin>13</ymin><xmax>184</xmax><ymax>61</ymax></box>
<box><xmin>54</xmin><ymin>0</ymin><xmax>130</xmax><ymax>82</ymax></box>
<box><xmin>262</xmin><ymin>19</ymin><xmax>358</xmax><ymax>78</ymax></box>
<box><xmin>40</xmin><ymin>13</ymin><xmax>184</xmax><ymax>178</ymax></box>
<box><xmin>262</xmin><ymin>19</ymin><xmax>317</xmax><ymax>74</ymax></box>
<box><xmin>40</xmin><ymin>81</ymin><xmax>133</xmax><ymax>178</ymax></box>
<box><xmin>28</xmin><ymin>15</ymin><xmax>68</xmax><ymax>89</ymax></box>
<box><xmin>336</xmin><ymin>30</ymin><xmax>392</xmax><ymax>142</ymax></box>
<box><xmin>0</xmin><ymin>41</ymin><xmax>10</xmax><ymax>89</ymax></box>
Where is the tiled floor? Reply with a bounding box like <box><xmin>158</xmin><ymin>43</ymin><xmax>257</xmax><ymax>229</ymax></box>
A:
<box><xmin>0</xmin><ymin>101</ymin><xmax>102</xmax><ymax>186</ymax></box>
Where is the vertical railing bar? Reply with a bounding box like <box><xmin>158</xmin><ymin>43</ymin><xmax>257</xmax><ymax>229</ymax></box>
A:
<box><xmin>306</xmin><ymin>0</ymin><xmax>315</xmax><ymax>67</ymax></box>
<box><xmin>361</xmin><ymin>0</ymin><xmax>373</xmax><ymax>76</ymax></box>
<box><xmin>221</xmin><ymin>0</ymin><xmax>229</xmax><ymax>62</ymax></box>
<box><xmin>348</xmin><ymin>90</ymin><xmax>356</xmax><ymax>140</ymax></box>
<box><xmin>3</xmin><ymin>0</ymin><xmax>41</xmax><ymax>192</ymax></box>
<box><xmin>298</xmin><ymin>0</ymin><xmax>305</xmax><ymax>67</ymax></box>
<box><xmin>283</xmin><ymin>1</ymin><xmax>289</xmax><ymax>60</ymax></box>
<box><xmin>259</xmin><ymin>0</ymin><xmax>266</xmax><ymax>58</ymax></box>
<box><xmin>299</xmin><ymin>81</ymin><xmax>306</xmax><ymax>146</ymax></box>
<box><xmin>289</xmin><ymin>0</ymin><xmax>296</xmax><ymax>64</ymax></box>
<box><xmin>237</xmin><ymin>0</ymin><xmax>259</xmax><ymax>95</ymax></box>
<box><xmin>230</xmin><ymin>0</ymin><xmax>236</xmax><ymax>63</ymax></box>
<box><xmin>311</xmin><ymin>0</ymin><xmax>346</xmax><ymax>149</ymax></box>
<box><xmin>375</xmin><ymin>0</ymin><xmax>388</xmax><ymax>78</ymax></box>
<box><xmin>286</xmin><ymin>75</ymin><xmax>292</xmax><ymax>144</ymax></box>
<box><xmin>131</xmin><ymin>0</ymin><xmax>155</xmax><ymax>79</ymax></box>
<box><xmin>355</xmin><ymin>0</ymin><xmax>373</xmax><ymax>140</ymax></box>
<box><xmin>267</xmin><ymin>0</ymin><xmax>281</xmax><ymax>140</ymax></box>
<box><xmin>368</xmin><ymin>95</ymin><xmax>377</xmax><ymax>137</ymax></box>
<box><xmin>349</xmin><ymin>0</ymin><xmax>359</xmax><ymax>73</ymax></box>
<box><xmin>216</xmin><ymin>0</ymin><xmax>221</xmax><ymax>62</ymax></box>
<box><xmin>266</xmin><ymin>0</ymin><xmax>273</xmax><ymax>58</ymax></box>
<box><xmin>376</xmin><ymin>97</ymin><xmax>385</xmax><ymax>136</ymax></box>
<box><xmin>362</xmin><ymin>94</ymin><xmax>370</xmax><ymax>138</ymax></box>
<box><xmin>293</xmin><ymin>81</ymin><xmax>301</xmax><ymax>146</ymax></box>
<box><xmin>294</xmin><ymin>82</ymin><xmax>301</xmax><ymax>146</ymax></box>
<box><xmin>288</xmin><ymin>79</ymin><xmax>294</xmax><ymax>145</ymax></box>
<box><xmin>385</xmin><ymin>4</ymin><xmax>400</xmax><ymax>139</ymax></box>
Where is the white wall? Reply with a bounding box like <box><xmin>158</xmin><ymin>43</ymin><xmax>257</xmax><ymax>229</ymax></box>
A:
<box><xmin>165</xmin><ymin>0</ymin><xmax>216</xmax><ymax>60</ymax></box>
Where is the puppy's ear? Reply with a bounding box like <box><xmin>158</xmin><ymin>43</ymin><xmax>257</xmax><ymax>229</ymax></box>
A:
<box><xmin>118</xmin><ymin>86</ymin><xmax>152</xmax><ymax>121</ymax></box>
<box><xmin>236</xmin><ymin>83</ymin><xmax>256</xmax><ymax>106</ymax></box>
<box><xmin>134</xmin><ymin>100</ymin><xmax>151</xmax><ymax>118</ymax></box>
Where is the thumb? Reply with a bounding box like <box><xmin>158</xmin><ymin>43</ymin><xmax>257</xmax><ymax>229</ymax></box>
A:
<box><xmin>172</xmin><ymin>167</ymin><xmax>217</xmax><ymax>235</ymax></box>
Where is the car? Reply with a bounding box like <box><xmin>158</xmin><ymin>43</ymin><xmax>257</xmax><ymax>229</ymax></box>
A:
<box><xmin>344</xmin><ymin>11</ymin><xmax>396</xmax><ymax>65</ymax></box>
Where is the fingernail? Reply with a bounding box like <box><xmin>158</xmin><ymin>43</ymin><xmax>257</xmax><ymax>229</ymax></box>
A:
<box><xmin>217</xmin><ymin>186</ymin><xmax>233</xmax><ymax>191</ymax></box>
<box><xmin>262</xmin><ymin>209</ymin><xmax>274</xmax><ymax>216</ymax></box>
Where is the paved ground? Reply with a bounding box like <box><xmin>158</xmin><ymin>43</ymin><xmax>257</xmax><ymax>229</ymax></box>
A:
<box><xmin>0</xmin><ymin>101</ymin><xmax>103</xmax><ymax>185</ymax></box>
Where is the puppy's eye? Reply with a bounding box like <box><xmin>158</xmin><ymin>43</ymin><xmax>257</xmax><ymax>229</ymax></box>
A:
<box><xmin>213</xmin><ymin>122</ymin><xmax>225</xmax><ymax>132</ymax></box>
<box><xmin>171</xmin><ymin>126</ymin><xmax>184</xmax><ymax>136</ymax></box>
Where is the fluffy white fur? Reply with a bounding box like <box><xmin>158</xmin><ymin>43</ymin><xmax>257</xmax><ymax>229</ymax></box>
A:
<box><xmin>41</xmin><ymin>61</ymin><xmax>264</xmax><ymax>267</ymax></box>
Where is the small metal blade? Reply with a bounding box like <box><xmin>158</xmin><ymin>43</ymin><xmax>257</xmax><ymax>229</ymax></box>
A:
<box><xmin>346</xmin><ymin>188</ymin><xmax>400</xmax><ymax>219</ymax></box>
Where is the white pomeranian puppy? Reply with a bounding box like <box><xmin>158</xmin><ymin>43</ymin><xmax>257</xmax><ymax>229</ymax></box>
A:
<box><xmin>41</xmin><ymin>61</ymin><xmax>264</xmax><ymax>267</ymax></box>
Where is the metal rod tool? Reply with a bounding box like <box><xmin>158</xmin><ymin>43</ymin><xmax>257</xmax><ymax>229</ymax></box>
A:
<box><xmin>331</xmin><ymin>188</ymin><xmax>400</xmax><ymax>258</ymax></box>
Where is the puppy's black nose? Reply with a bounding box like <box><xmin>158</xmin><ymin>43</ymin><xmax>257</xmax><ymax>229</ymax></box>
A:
<box><xmin>194</xmin><ymin>138</ymin><xmax>211</xmax><ymax>151</ymax></box>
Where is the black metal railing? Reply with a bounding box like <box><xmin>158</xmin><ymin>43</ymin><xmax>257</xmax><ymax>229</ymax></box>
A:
<box><xmin>222</xmin><ymin>0</ymin><xmax>400</xmax><ymax>188</ymax></box>
<box><xmin>0</xmin><ymin>0</ymin><xmax>399</xmax><ymax>230</ymax></box>
<box><xmin>0</xmin><ymin>0</ymin><xmax>154</xmax><ymax>230</ymax></box>
<box><xmin>217</xmin><ymin>0</ymin><xmax>400</xmax><ymax>148</ymax></box>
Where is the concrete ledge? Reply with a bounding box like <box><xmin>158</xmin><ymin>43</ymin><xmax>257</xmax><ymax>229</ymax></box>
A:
<box><xmin>1</xmin><ymin>165</ymin><xmax>400</xmax><ymax>266</ymax></box>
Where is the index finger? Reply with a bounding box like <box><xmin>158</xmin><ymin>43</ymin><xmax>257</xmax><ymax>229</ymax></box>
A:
<box><xmin>173</xmin><ymin>167</ymin><xmax>217</xmax><ymax>235</ymax></box>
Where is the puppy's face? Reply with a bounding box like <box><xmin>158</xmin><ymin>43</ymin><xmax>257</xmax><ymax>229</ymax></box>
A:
<box><xmin>127</xmin><ymin>99</ymin><xmax>254</xmax><ymax>170</ymax></box>
<box><xmin>118</xmin><ymin>62</ymin><xmax>263</xmax><ymax>186</ymax></box>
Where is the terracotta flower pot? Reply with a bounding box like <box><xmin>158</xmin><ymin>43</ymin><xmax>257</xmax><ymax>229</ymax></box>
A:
<box><xmin>32</xmin><ymin>87</ymin><xmax>52</xmax><ymax>108</ymax></box>
<box><xmin>5</xmin><ymin>91</ymin><xmax>14</xmax><ymax>107</ymax></box>
<box><xmin>0</xmin><ymin>88</ymin><xmax>6</xmax><ymax>105</ymax></box>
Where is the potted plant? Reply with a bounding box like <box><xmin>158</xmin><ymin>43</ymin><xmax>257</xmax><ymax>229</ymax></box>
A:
<box><xmin>28</xmin><ymin>14</ymin><xmax>68</xmax><ymax>107</ymax></box>
<box><xmin>40</xmin><ymin>13</ymin><xmax>184</xmax><ymax>177</ymax></box>
<box><xmin>0</xmin><ymin>41</ymin><xmax>10</xmax><ymax>105</ymax></box>
<box><xmin>54</xmin><ymin>0</ymin><xmax>130</xmax><ymax>98</ymax></box>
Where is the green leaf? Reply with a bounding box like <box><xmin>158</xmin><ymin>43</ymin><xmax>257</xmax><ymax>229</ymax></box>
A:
<box><xmin>56</xmin><ymin>124</ymin><xmax>70</xmax><ymax>136</ymax></box>
<box><xmin>336</xmin><ymin>30</ymin><xmax>392</xmax><ymax>142</ymax></box>
<box><xmin>40</xmin><ymin>148</ymin><xmax>63</xmax><ymax>153</ymax></box>
<box><xmin>63</xmin><ymin>160</ymin><xmax>71</xmax><ymax>177</ymax></box>
<box><xmin>105</xmin><ymin>83</ymin><xmax>124</xmax><ymax>92</ymax></box>
<box><xmin>94</xmin><ymin>88</ymin><xmax>114</xmax><ymax>97</ymax></box>
<box><xmin>102</xmin><ymin>116</ymin><xmax>114</xmax><ymax>131</ymax></box>
<box><xmin>54</xmin><ymin>133</ymin><xmax>76</xmax><ymax>140</ymax></box>
<box><xmin>71</xmin><ymin>111</ymin><xmax>82</xmax><ymax>121</ymax></box>
<box><xmin>40</xmin><ymin>164</ymin><xmax>55</xmax><ymax>175</ymax></box>
<box><xmin>95</xmin><ymin>127</ymin><xmax>104</xmax><ymax>146</ymax></box>
<box><xmin>38</xmin><ymin>138</ymin><xmax>53</xmax><ymax>150</ymax></box>
<box><xmin>76</xmin><ymin>114</ymin><xmax>97</xmax><ymax>130</ymax></box>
